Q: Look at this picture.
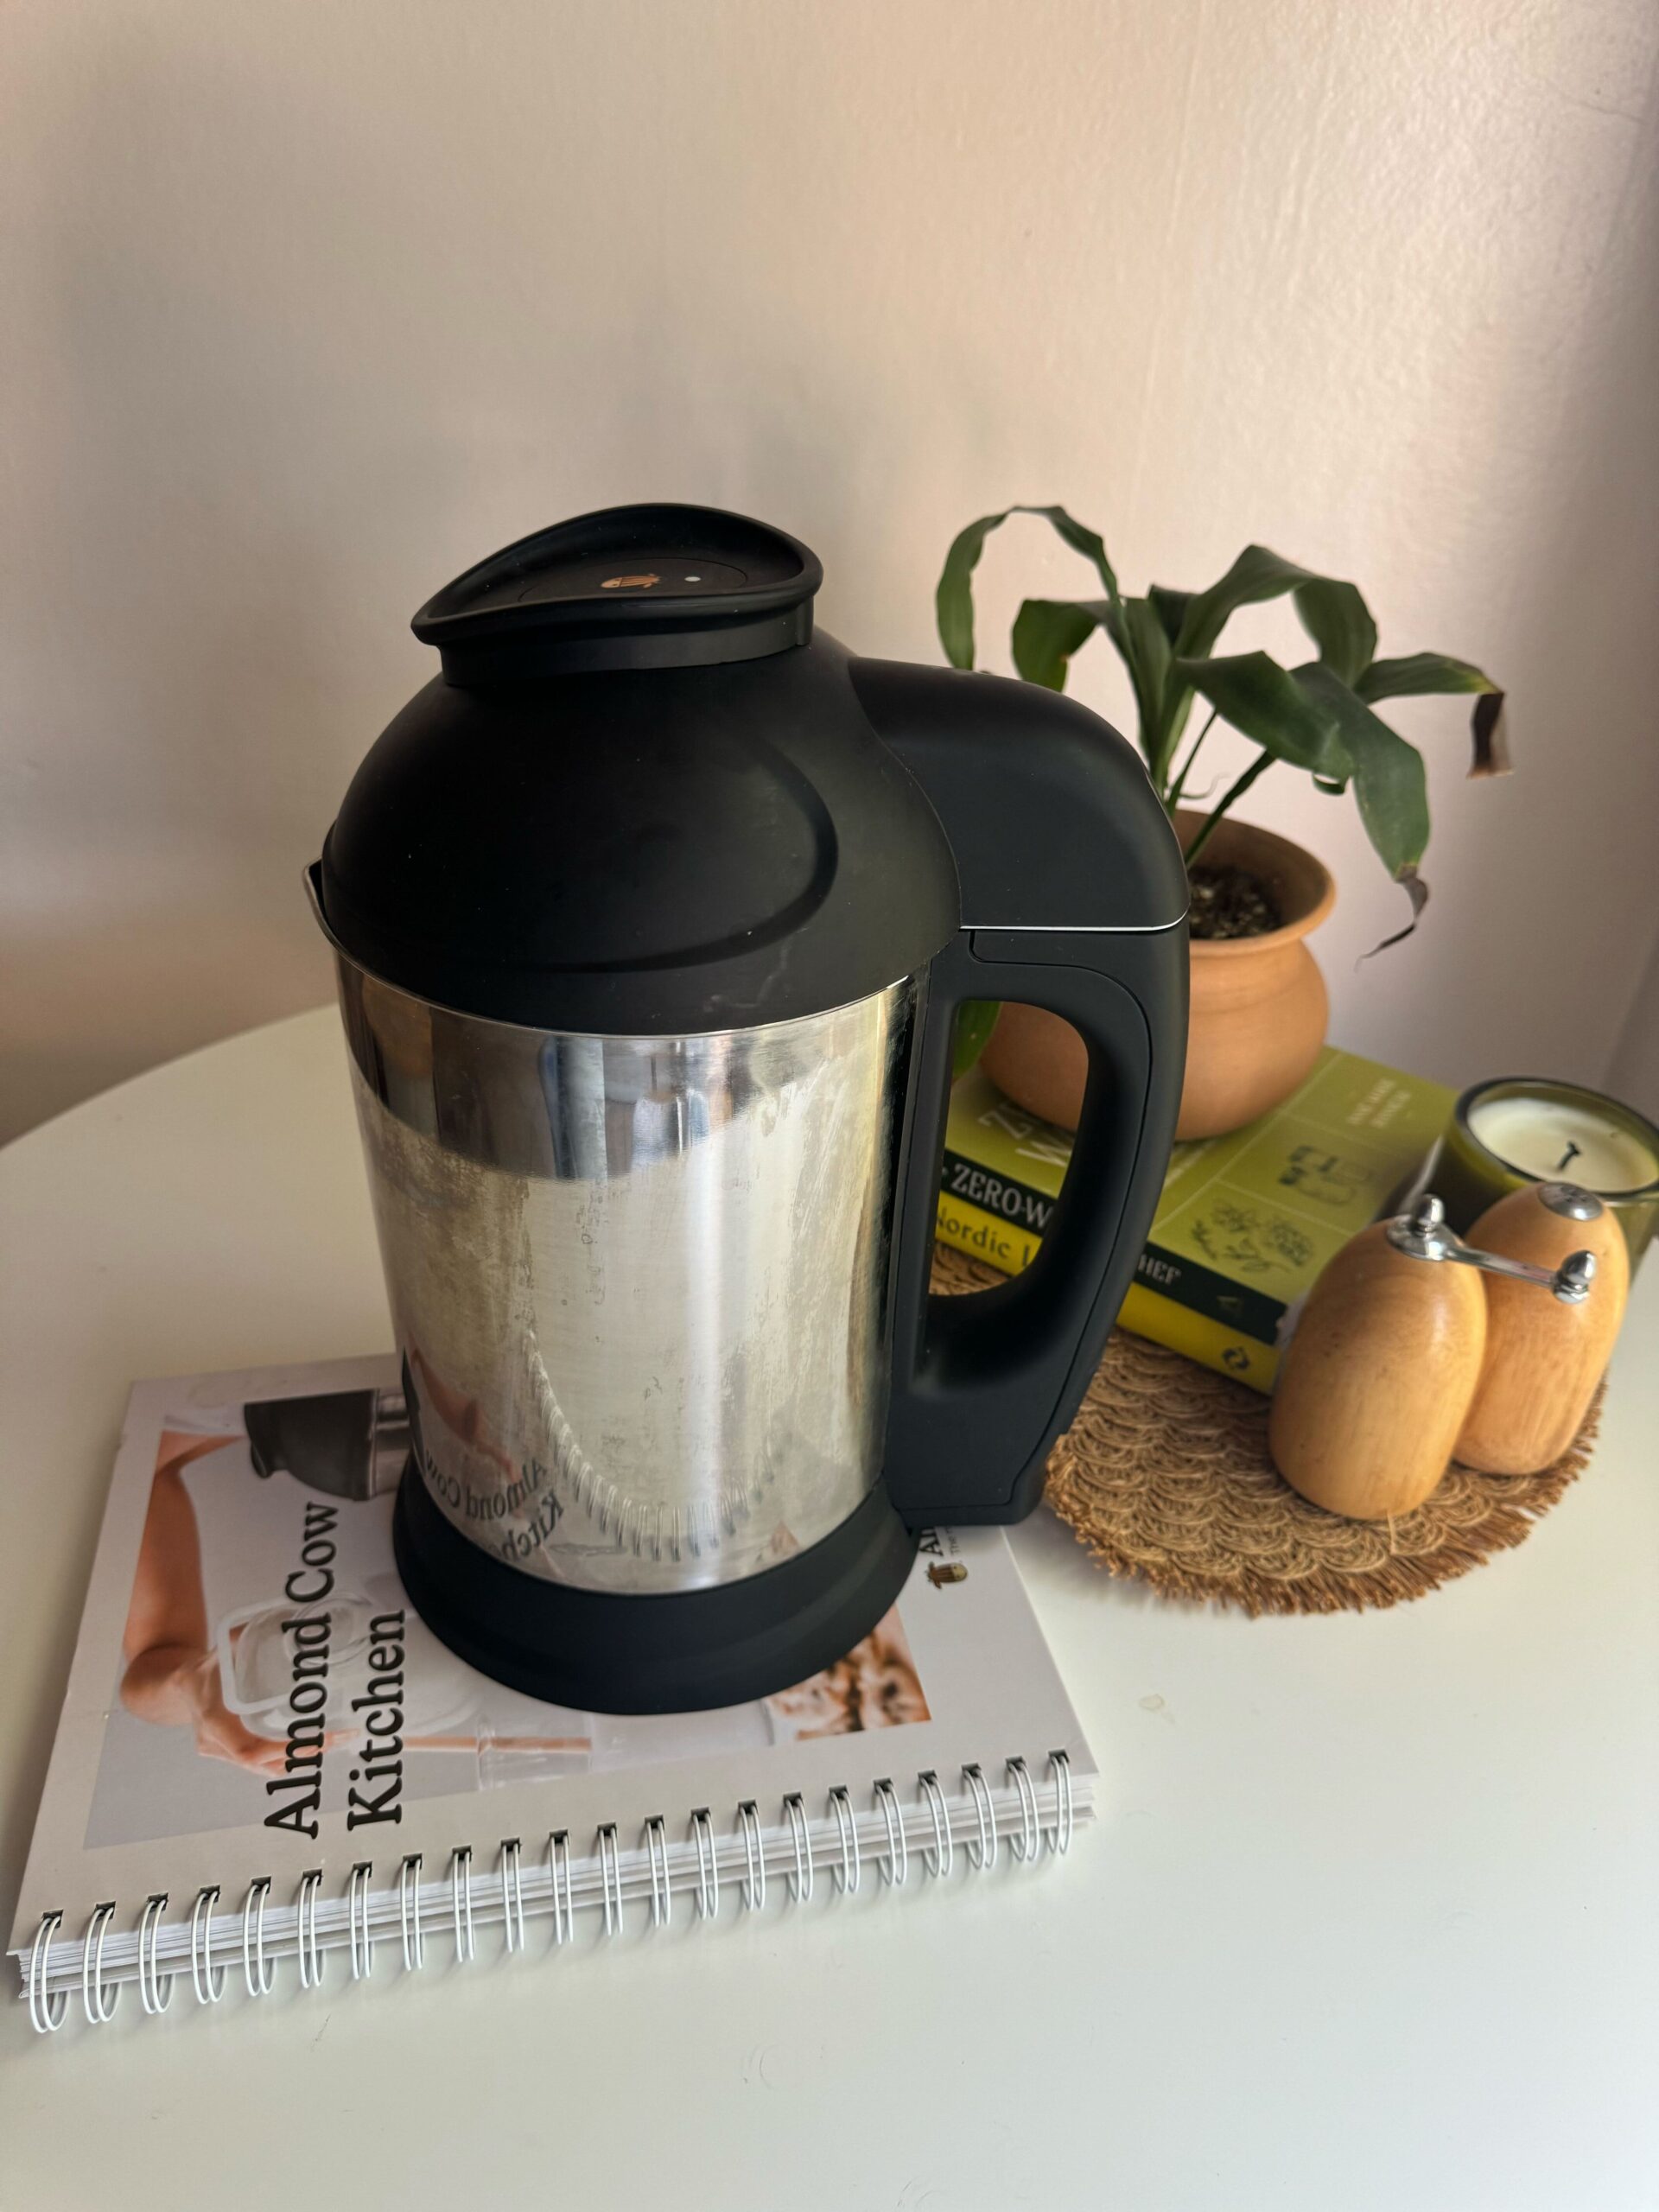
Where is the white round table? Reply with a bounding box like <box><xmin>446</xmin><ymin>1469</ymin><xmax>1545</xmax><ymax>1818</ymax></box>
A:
<box><xmin>2</xmin><ymin>1009</ymin><xmax>1655</xmax><ymax>2210</ymax></box>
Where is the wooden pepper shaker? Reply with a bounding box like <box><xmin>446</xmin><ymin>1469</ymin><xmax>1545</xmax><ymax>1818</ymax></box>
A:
<box><xmin>1455</xmin><ymin>1182</ymin><xmax>1629</xmax><ymax>1474</ymax></box>
<box><xmin>1268</xmin><ymin>1215</ymin><xmax>1488</xmax><ymax>1520</ymax></box>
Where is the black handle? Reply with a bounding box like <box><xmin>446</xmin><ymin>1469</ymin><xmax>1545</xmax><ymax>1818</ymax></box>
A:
<box><xmin>850</xmin><ymin>658</ymin><xmax>1189</xmax><ymax>1525</ymax></box>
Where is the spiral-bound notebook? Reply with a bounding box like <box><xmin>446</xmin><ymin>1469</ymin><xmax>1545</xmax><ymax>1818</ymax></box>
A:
<box><xmin>13</xmin><ymin>1351</ymin><xmax>1095</xmax><ymax>2033</ymax></box>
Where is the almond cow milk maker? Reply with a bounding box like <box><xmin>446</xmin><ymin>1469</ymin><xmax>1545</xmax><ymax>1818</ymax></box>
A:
<box><xmin>310</xmin><ymin>505</ymin><xmax>1187</xmax><ymax>1711</ymax></box>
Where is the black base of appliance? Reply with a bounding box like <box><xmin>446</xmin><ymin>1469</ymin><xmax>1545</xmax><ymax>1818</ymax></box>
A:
<box><xmin>392</xmin><ymin>1462</ymin><xmax>920</xmax><ymax>1715</ymax></box>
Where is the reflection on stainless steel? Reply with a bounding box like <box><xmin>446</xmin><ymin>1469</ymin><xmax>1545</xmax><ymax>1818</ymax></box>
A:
<box><xmin>332</xmin><ymin>954</ymin><xmax>918</xmax><ymax>1593</ymax></box>
<box><xmin>241</xmin><ymin>1384</ymin><xmax>410</xmax><ymax>1501</ymax></box>
<box><xmin>366</xmin><ymin>1389</ymin><xmax>412</xmax><ymax>1496</ymax></box>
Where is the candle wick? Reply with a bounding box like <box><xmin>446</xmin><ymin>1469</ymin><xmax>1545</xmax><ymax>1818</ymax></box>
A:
<box><xmin>1555</xmin><ymin>1141</ymin><xmax>1582</xmax><ymax>1172</ymax></box>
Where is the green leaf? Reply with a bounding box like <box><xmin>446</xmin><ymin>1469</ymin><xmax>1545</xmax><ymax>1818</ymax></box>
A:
<box><xmin>1173</xmin><ymin>545</ymin><xmax>1323</xmax><ymax>661</ymax></box>
<box><xmin>1363</xmin><ymin>867</ymin><xmax>1428</xmax><ymax>956</ymax></box>
<box><xmin>1173</xmin><ymin>651</ymin><xmax>1349</xmax><ymax>779</ymax></box>
<box><xmin>1147</xmin><ymin>585</ymin><xmax>1192</xmax><ymax>644</ymax></box>
<box><xmin>1160</xmin><ymin>546</ymin><xmax>1373</xmax><ymax>775</ymax></box>
<box><xmin>1358</xmin><ymin>652</ymin><xmax>1510</xmax><ymax>776</ymax></box>
<box><xmin>952</xmin><ymin>1000</ymin><xmax>1001</xmax><ymax>1080</ymax></box>
<box><xmin>1101</xmin><ymin>595</ymin><xmax>1174</xmax><ymax>757</ymax></box>
<box><xmin>1357</xmin><ymin>652</ymin><xmax>1498</xmax><ymax>701</ymax></box>
<box><xmin>1294</xmin><ymin>661</ymin><xmax>1429</xmax><ymax>885</ymax></box>
<box><xmin>1292</xmin><ymin>578</ymin><xmax>1377</xmax><ymax>686</ymax></box>
<box><xmin>935</xmin><ymin>506</ymin><xmax>1119</xmax><ymax>671</ymax></box>
<box><xmin>936</xmin><ymin>513</ymin><xmax>1003</xmax><ymax>670</ymax></box>
<box><xmin>1173</xmin><ymin>545</ymin><xmax>1376</xmax><ymax>674</ymax></box>
<box><xmin>1033</xmin><ymin>506</ymin><xmax>1120</xmax><ymax>600</ymax></box>
<box><xmin>1010</xmin><ymin>599</ymin><xmax>1106</xmax><ymax>690</ymax></box>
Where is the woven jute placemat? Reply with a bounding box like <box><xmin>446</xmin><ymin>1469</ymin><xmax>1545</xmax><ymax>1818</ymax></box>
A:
<box><xmin>930</xmin><ymin>1243</ymin><xmax>1601</xmax><ymax>1616</ymax></box>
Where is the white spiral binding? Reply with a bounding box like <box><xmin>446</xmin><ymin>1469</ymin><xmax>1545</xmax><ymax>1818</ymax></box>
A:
<box><xmin>962</xmin><ymin>1764</ymin><xmax>998</xmax><ymax>1872</ymax></box>
<box><xmin>548</xmin><ymin>1830</ymin><xmax>573</xmax><ymax>1947</ymax></box>
<box><xmin>737</xmin><ymin>1800</ymin><xmax>766</xmax><ymax>1910</ymax></box>
<box><xmin>191</xmin><ymin>1886</ymin><xmax>226</xmax><ymax>2005</ymax></box>
<box><xmin>138</xmin><ymin>1894</ymin><xmax>175</xmax><ymax>2015</ymax></box>
<box><xmin>783</xmin><ymin>1794</ymin><xmax>814</xmax><ymax>1904</ymax></box>
<box><xmin>27</xmin><ymin>1911</ymin><xmax>65</xmax><ymax>2034</ymax></box>
<box><xmin>917</xmin><ymin>1771</ymin><xmax>953</xmax><ymax>1878</ymax></box>
<box><xmin>645</xmin><ymin>1817</ymin><xmax>671</xmax><ymax>1930</ymax></box>
<box><xmin>348</xmin><ymin>1862</ymin><xmax>376</xmax><ymax>1980</ymax></box>
<box><xmin>874</xmin><ymin>1777</ymin><xmax>909</xmax><ymax>1886</ymax></box>
<box><xmin>82</xmin><ymin>1903</ymin><xmax>119</xmax><ymax>2025</ymax></box>
<box><xmin>597</xmin><ymin>1825</ymin><xmax>623</xmax><ymax>1935</ymax></box>
<box><xmin>1048</xmin><ymin>1749</ymin><xmax>1073</xmax><ymax>1854</ymax></box>
<box><xmin>499</xmin><ymin>1839</ymin><xmax>525</xmax><ymax>1955</ymax></box>
<box><xmin>399</xmin><ymin>1855</ymin><xmax>425</xmax><ymax>1973</ymax></box>
<box><xmin>691</xmin><ymin>1808</ymin><xmax>719</xmax><ymax>1922</ymax></box>
<box><xmin>242</xmin><ymin>1877</ymin><xmax>274</xmax><ymax>1999</ymax></box>
<box><xmin>451</xmin><ymin>1847</ymin><xmax>475</xmax><ymax>1963</ymax></box>
<box><xmin>26</xmin><ymin>1752</ymin><xmax>1084</xmax><ymax>2028</ymax></box>
<box><xmin>829</xmin><ymin>1787</ymin><xmax>861</xmax><ymax>1895</ymax></box>
<box><xmin>1005</xmin><ymin>1755</ymin><xmax>1040</xmax><ymax>1861</ymax></box>
<box><xmin>296</xmin><ymin>1869</ymin><xmax>324</xmax><ymax>1991</ymax></box>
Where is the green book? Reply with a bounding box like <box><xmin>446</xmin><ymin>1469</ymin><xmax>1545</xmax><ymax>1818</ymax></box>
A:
<box><xmin>936</xmin><ymin>1046</ymin><xmax>1455</xmax><ymax>1391</ymax></box>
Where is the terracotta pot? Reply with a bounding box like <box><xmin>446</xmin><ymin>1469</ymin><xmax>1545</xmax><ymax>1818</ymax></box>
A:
<box><xmin>977</xmin><ymin>810</ymin><xmax>1335</xmax><ymax>1141</ymax></box>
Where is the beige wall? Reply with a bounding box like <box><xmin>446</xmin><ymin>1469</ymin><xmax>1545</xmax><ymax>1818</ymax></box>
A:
<box><xmin>3</xmin><ymin>0</ymin><xmax>1656</xmax><ymax>1143</ymax></box>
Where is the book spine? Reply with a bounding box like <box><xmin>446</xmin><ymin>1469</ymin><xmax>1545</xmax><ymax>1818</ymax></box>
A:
<box><xmin>938</xmin><ymin>1147</ymin><xmax>1057</xmax><ymax>1240</ymax></box>
<box><xmin>1116</xmin><ymin>1285</ymin><xmax>1281</xmax><ymax>1391</ymax></box>
<box><xmin>935</xmin><ymin>1186</ymin><xmax>1286</xmax><ymax>1394</ymax></box>
<box><xmin>936</xmin><ymin>1153</ymin><xmax>1047</xmax><ymax>1274</ymax></box>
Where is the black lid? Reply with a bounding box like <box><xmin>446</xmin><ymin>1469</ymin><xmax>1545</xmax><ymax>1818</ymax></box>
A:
<box><xmin>316</xmin><ymin>506</ymin><xmax>959</xmax><ymax>1036</ymax></box>
<box><xmin>411</xmin><ymin>504</ymin><xmax>823</xmax><ymax>679</ymax></box>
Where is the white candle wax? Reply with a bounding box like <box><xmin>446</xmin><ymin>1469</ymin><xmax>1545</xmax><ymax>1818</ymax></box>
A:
<box><xmin>1467</xmin><ymin>1093</ymin><xmax>1658</xmax><ymax>1193</ymax></box>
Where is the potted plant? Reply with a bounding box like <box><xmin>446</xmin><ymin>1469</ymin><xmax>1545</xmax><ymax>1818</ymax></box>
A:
<box><xmin>938</xmin><ymin>506</ymin><xmax>1507</xmax><ymax>1138</ymax></box>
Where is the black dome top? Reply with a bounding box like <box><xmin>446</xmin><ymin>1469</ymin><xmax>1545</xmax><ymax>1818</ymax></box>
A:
<box><xmin>317</xmin><ymin>507</ymin><xmax>959</xmax><ymax>1035</ymax></box>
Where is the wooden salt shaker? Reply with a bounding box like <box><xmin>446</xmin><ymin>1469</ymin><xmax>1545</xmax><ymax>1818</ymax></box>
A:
<box><xmin>1455</xmin><ymin>1182</ymin><xmax>1629</xmax><ymax>1474</ymax></box>
<box><xmin>1268</xmin><ymin>1215</ymin><xmax>1488</xmax><ymax>1520</ymax></box>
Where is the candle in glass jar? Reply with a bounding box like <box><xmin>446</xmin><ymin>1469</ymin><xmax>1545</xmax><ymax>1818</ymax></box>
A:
<box><xmin>1434</xmin><ymin>1077</ymin><xmax>1659</xmax><ymax>1267</ymax></box>
<box><xmin>1466</xmin><ymin>1090</ymin><xmax>1656</xmax><ymax>1192</ymax></box>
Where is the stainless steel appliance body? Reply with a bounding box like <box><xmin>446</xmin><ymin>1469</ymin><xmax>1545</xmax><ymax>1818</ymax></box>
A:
<box><xmin>327</xmin><ymin>945</ymin><xmax>916</xmax><ymax>1596</ymax></box>
<box><xmin>309</xmin><ymin>502</ymin><xmax>1188</xmax><ymax>1709</ymax></box>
